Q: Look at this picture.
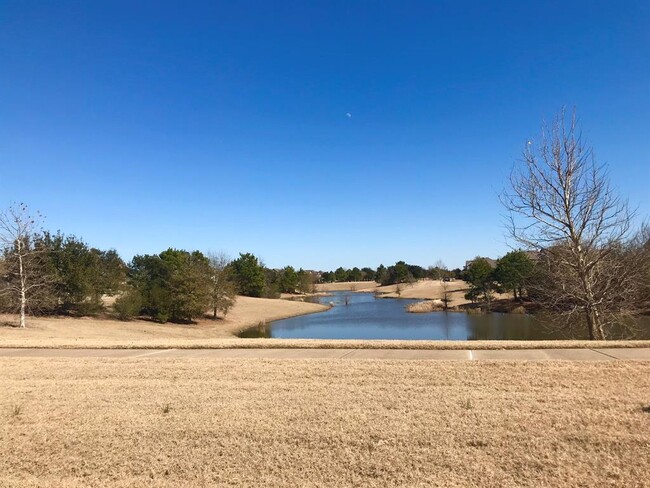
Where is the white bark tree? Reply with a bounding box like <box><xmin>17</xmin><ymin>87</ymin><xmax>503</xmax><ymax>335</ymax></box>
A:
<box><xmin>0</xmin><ymin>204</ymin><xmax>46</xmax><ymax>328</ymax></box>
<box><xmin>502</xmin><ymin>109</ymin><xmax>643</xmax><ymax>339</ymax></box>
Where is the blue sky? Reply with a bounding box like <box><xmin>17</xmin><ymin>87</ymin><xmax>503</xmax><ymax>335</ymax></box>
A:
<box><xmin>1</xmin><ymin>1</ymin><xmax>649</xmax><ymax>270</ymax></box>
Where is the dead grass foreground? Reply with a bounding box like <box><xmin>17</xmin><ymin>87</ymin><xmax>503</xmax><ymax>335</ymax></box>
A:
<box><xmin>1</xmin><ymin>358</ymin><xmax>649</xmax><ymax>487</ymax></box>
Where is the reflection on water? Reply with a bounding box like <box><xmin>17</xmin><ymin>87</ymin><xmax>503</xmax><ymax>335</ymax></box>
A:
<box><xmin>239</xmin><ymin>292</ymin><xmax>650</xmax><ymax>341</ymax></box>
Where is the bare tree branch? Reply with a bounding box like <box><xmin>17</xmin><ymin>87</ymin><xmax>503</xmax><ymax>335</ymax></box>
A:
<box><xmin>501</xmin><ymin>109</ymin><xmax>643</xmax><ymax>339</ymax></box>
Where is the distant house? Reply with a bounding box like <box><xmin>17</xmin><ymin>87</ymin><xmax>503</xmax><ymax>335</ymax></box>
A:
<box><xmin>464</xmin><ymin>257</ymin><xmax>497</xmax><ymax>270</ymax></box>
<box><xmin>523</xmin><ymin>250</ymin><xmax>541</xmax><ymax>262</ymax></box>
<box><xmin>464</xmin><ymin>251</ymin><xmax>541</xmax><ymax>271</ymax></box>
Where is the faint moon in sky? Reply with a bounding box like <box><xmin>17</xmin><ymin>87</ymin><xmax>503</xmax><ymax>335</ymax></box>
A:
<box><xmin>346</xmin><ymin>112</ymin><xmax>352</xmax><ymax>118</ymax></box>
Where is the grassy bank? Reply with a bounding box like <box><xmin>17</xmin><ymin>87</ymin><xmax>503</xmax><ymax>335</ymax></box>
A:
<box><xmin>1</xmin><ymin>293</ymin><xmax>648</xmax><ymax>350</ymax></box>
<box><xmin>1</xmin><ymin>358</ymin><xmax>648</xmax><ymax>487</ymax></box>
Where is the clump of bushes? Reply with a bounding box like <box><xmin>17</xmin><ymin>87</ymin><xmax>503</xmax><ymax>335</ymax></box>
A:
<box><xmin>113</xmin><ymin>289</ymin><xmax>142</xmax><ymax>321</ymax></box>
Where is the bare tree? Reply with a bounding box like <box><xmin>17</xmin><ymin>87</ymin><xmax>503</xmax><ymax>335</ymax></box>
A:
<box><xmin>440</xmin><ymin>281</ymin><xmax>452</xmax><ymax>310</ymax></box>
<box><xmin>207</xmin><ymin>251</ymin><xmax>237</xmax><ymax>319</ymax></box>
<box><xmin>502</xmin><ymin>109</ymin><xmax>643</xmax><ymax>339</ymax></box>
<box><xmin>0</xmin><ymin>204</ymin><xmax>47</xmax><ymax>328</ymax></box>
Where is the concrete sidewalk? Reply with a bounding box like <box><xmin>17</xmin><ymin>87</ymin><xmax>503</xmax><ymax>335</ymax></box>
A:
<box><xmin>1</xmin><ymin>347</ymin><xmax>649</xmax><ymax>360</ymax></box>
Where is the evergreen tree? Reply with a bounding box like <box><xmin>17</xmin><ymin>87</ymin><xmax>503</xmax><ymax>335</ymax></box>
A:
<box><xmin>130</xmin><ymin>249</ymin><xmax>211</xmax><ymax>323</ymax></box>
<box><xmin>465</xmin><ymin>258</ymin><xmax>495</xmax><ymax>309</ymax></box>
<box><xmin>230</xmin><ymin>252</ymin><xmax>266</xmax><ymax>297</ymax></box>
<box><xmin>494</xmin><ymin>250</ymin><xmax>535</xmax><ymax>300</ymax></box>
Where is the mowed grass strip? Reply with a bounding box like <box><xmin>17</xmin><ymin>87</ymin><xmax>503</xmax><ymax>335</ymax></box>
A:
<box><xmin>1</xmin><ymin>359</ymin><xmax>649</xmax><ymax>487</ymax></box>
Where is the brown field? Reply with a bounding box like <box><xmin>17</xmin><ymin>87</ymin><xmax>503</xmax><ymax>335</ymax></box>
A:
<box><xmin>317</xmin><ymin>279</ymin><xmax>510</xmax><ymax>307</ymax></box>
<box><xmin>316</xmin><ymin>281</ymin><xmax>379</xmax><ymax>292</ymax></box>
<box><xmin>376</xmin><ymin>279</ymin><xmax>512</xmax><ymax>307</ymax></box>
<box><xmin>0</xmin><ymin>296</ymin><xmax>328</xmax><ymax>348</ymax></box>
<box><xmin>1</xmin><ymin>358</ymin><xmax>649</xmax><ymax>487</ymax></box>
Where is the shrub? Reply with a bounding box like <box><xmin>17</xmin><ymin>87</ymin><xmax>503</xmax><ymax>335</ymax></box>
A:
<box><xmin>113</xmin><ymin>289</ymin><xmax>142</xmax><ymax>321</ymax></box>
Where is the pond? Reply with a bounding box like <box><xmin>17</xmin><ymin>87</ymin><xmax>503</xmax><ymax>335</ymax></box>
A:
<box><xmin>239</xmin><ymin>292</ymin><xmax>650</xmax><ymax>340</ymax></box>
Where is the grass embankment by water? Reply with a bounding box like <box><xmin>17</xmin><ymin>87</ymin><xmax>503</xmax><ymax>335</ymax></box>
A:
<box><xmin>1</xmin><ymin>288</ymin><xmax>649</xmax><ymax>349</ymax></box>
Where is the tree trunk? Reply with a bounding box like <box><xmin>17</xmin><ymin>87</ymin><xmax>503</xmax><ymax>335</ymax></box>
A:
<box><xmin>18</xmin><ymin>241</ymin><xmax>27</xmax><ymax>328</ymax></box>
<box><xmin>586</xmin><ymin>308</ymin><xmax>604</xmax><ymax>340</ymax></box>
<box><xmin>19</xmin><ymin>289</ymin><xmax>26</xmax><ymax>328</ymax></box>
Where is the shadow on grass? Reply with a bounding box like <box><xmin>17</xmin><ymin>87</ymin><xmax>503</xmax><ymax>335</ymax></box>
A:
<box><xmin>0</xmin><ymin>321</ymin><xmax>21</xmax><ymax>328</ymax></box>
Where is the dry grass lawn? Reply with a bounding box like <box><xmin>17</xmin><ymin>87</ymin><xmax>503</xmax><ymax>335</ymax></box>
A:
<box><xmin>376</xmin><ymin>280</ymin><xmax>512</xmax><ymax>307</ymax></box>
<box><xmin>0</xmin><ymin>296</ymin><xmax>328</xmax><ymax>348</ymax></box>
<box><xmin>318</xmin><ymin>279</ymin><xmax>510</xmax><ymax>307</ymax></box>
<box><xmin>316</xmin><ymin>281</ymin><xmax>379</xmax><ymax>292</ymax></box>
<box><xmin>0</xmin><ymin>359</ymin><xmax>648</xmax><ymax>487</ymax></box>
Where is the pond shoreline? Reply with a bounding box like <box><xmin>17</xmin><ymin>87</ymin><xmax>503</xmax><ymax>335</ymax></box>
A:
<box><xmin>245</xmin><ymin>292</ymin><xmax>650</xmax><ymax>341</ymax></box>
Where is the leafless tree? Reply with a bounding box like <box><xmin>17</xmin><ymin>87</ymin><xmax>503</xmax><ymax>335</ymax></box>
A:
<box><xmin>207</xmin><ymin>251</ymin><xmax>237</xmax><ymax>319</ymax></box>
<box><xmin>0</xmin><ymin>204</ymin><xmax>48</xmax><ymax>328</ymax></box>
<box><xmin>440</xmin><ymin>281</ymin><xmax>452</xmax><ymax>310</ymax></box>
<box><xmin>502</xmin><ymin>109</ymin><xmax>644</xmax><ymax>339</ymax></box>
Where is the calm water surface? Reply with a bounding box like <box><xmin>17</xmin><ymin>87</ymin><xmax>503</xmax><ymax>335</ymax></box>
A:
<box><xmin>239</xmin><ymin>292</ymin><xmax>650</xmax><ymax>340</ymax></box>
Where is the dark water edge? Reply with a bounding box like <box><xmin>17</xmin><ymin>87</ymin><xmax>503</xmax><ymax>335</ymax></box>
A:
<box><xmin>239</xmin><ymin>292</ymin><xmax>650</xmax><ymax>341</ymax></box>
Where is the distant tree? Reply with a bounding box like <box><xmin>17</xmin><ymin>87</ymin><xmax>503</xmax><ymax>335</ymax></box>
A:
<box><xmin>395</xmin><ymin>283</ymin><xmax>403</xmax><ymax>297</ymax></box>
<box><xmin>297</xmin><ymin>268</ymin><xmax>316</xmax><ymax>294</ymax></box>
<box><xmin>349</xmin><ymin>267</ymin><xmax>362</xmax><ymax>281</ymax></box>
<box><xmin>394</xmin><ymin>261</ymin><xmax>409</xmax><ymax>283</ymax></box>
<box><xmin>113</xmin><ymin>285</ymin><xmax>142</xmax><ymax>321</ymax></box>
<box><xmin>427</xmin><ymin>265</ymin><xmax>441</xmax><ymax>280</ymax></box>
<box><xmin>207</xmin><ymin>252</ymin><xmax>237</xmax><ymax>319</ymax></box>
<box><xmin>334</xmin><ymin>267</ymin><xmax>348</xmax><ymax>282</ymax></box>
<box><xmin>375</xmin><ymin>264</ymin><xmax>388</xmax><ymax>285</ymax></box>
<box><xmin>441</xmin><ymin>281</ymin><xmax>452</xmax><ymax>310</ymax></box>
<box><xmin>262</xmin><ymin>267</ymin><xmax>281</xmax><ymax>298</ymax></box>
<box><xmin>407</xmin><ymin>264</ymin><xmax>426</xmax><ymax>280</ymax></box>
<box><xmin>429</xmin><ymin>260</ymin><xmax>451</xmax><ymax>280</ymax></box>
<box><xmin>361</xmin><ymin>267</ymin><xmax>375</xmax><ymax>281</ymax></box>
<box><xmin>278</xmin><ymin>266</ymin><xmax>298</xmax><ymax>293</ymax></box>
<box><xmin>230</xmin><ymin>252</ymin><xmax>266</xmax><ymax>297</ymax></box>
<box><xmin>320</xmin><ymin>271</ymin><xmax>335</xmax><ymax>283</ymax></box>
<box><xmin>0</xmin><ymin>204</ymin><xmax>48</xmax><ymax>328</ymax></box>
<box><xmin>465</xmin><ymin>258</ymin><xmax>495</xmax><ymax>309</ymax></box>
<box><xmin>36</xmin><ymin>232</ymin><xmax>126</xmax><ymax>315</ymax></box>
<box><xmin>130</xmin><ymin>249</ymin><xmax>211</xmax><ymax>322</ymax></box>
<box><xmin>494</xmin><ymin>250</ymin><xmax>535</xmax><ymax>300</ymax></box>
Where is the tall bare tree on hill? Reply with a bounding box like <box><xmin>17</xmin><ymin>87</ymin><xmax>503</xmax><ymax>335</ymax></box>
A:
<box><xmin>502</xmin><ymin>109</ymin><xmax>645</xmax><ymax>339</ymax></box>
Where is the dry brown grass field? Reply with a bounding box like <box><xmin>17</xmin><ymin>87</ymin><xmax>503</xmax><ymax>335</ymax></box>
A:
<box><xmin>318</xmin><ymin>279</ymin><xmax>510</xmax><ymax>307</ymax></box>
<box><xmin>0</xmin><ymin>296</ymin><xmax>328</xmax><ymax>347</ymax></box>
<box><xmin>316</xmin><ymin>281</ymin><xmax>380</xmax><ymax>292</ymax></box>
<box><xmin>1</xmin><ymin>358</ymin><xmax>649</xmax><ymax>487</ymax></box>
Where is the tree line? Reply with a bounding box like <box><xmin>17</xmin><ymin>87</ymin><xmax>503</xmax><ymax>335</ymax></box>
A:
<box><xmin>0</xmin><ymin>209</ymin><xmax>316</xmax><ymax>326</ymax></box>
<box><xmin>320</xmin><ymin>262</ymin><xmax>462</xmax><ymax>286</ymax></box>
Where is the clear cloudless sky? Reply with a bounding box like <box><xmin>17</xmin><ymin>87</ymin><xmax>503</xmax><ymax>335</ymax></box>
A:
<box><xmin>1</xmin><ymin>1</ymin><xmax>648</xmax><ymax>270</ymax></box>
